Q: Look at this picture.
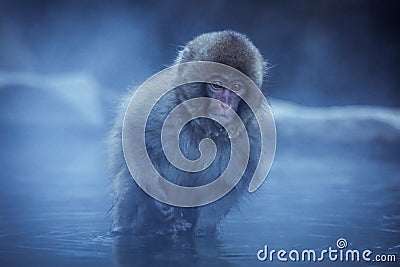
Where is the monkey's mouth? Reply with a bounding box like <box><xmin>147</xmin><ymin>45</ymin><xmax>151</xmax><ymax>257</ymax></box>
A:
<box><xmin>208</xmin><ymin>101</ymin><xmax>237</xmax><ymax>119</ymax></box>
<box><xmin>209</xmin><ymin>111</ymin><xmax>235</xmax><ymax>124</ymax></box>
<box><xmin>210</xmin><ymin>108</ymin><xmax>229</xmax><ymax>117</ymax></box>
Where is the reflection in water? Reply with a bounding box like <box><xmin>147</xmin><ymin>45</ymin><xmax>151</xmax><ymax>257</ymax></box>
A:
<box><xmin>113</xmin><ymin>235</ymin><xmax>229</xmax><ymax>267</ymax></box>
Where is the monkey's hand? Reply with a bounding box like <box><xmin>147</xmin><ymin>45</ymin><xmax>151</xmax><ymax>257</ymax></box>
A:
<box><xmin>154</xmin><ymin>201</ymin><xmax>192</xmax><ymax>234</ymax></box>
<box><xmin>168</xmin><ymin>217</ymin><xmax>192</xmax><ymax>233</ymax></box>
<box><xmin>154</xmin><ymin>201</ymin><xmax>175</xmax><ymax>222</ymax></box>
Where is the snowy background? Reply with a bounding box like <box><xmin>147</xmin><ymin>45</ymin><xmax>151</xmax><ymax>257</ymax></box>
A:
<box><xmin>0</xmin><ymin>1</ymin><xmax>399</xmax><ymax>266</ymax></box>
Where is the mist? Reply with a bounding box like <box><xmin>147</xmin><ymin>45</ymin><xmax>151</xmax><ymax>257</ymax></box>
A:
<box><xmin>1</xmin><ymin>0</ymin><xmax>399</xmax><ymax>106</ymax></box>
<box><xmin>0</xmin><ymin>1</ymin><xmax>399</xmax><ymax>266</ymax></box>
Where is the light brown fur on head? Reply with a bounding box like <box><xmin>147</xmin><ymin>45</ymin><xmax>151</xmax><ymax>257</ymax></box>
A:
<box><xmin>175</xmin><ymin>30</ymin><xmax>266</xmax><ymax>89</ymax></box>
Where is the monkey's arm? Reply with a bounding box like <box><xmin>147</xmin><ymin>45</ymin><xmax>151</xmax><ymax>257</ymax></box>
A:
<box><xmin>194</xmin><ymin>188</ymin><xmax>241</xmax><ymax>235</ymax></box>
<box><xmin>195</xmin><ymin>121</ymin><xmax>261</xmax><ymax>235</ymax></box>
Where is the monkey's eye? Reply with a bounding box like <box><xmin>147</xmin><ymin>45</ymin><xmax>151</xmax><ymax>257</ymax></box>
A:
<box><xmin>232</xmin><ymin>83</ymin><xmax>242</xmax><ymax>92</ymax></box>
<box><xmin>210</xmin><ymin>81</ymin><xmax>223</xmax><ymax>91</ymax></box>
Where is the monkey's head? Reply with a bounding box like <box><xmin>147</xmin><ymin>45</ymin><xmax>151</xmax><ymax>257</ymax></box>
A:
<box><xmin>175</xmin><ymin>30</ymin><xmax>267</xmax><ymax>127</ymax></box>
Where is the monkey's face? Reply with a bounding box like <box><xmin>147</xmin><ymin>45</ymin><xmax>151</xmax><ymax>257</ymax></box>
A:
<box><xmin>206</xmin><ymin>77</ymin><xmax>245</xmax><ymax>124</ymax></box>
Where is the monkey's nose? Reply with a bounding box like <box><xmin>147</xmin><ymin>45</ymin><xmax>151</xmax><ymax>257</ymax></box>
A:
<box><xmin>220</xmin><ymin>102</ymin><xmax>229</xmax><ymax>109</ymax></box>
<box><xmin>220</xmin><ymin>89</ymin><xmax>232</xmax><ymax>108</ymax></box>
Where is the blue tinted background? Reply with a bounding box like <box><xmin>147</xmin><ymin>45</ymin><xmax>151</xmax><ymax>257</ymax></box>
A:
<box><xmin>0</xmin><ymin>0</ymin><xmax>399</xmax><ymax>266</ymax></box>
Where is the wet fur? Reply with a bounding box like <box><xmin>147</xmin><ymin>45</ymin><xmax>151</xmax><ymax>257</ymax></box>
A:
<box><xmin>109</xmin><ymin>30</ymin><xmax>267</xmax><ymax>235</ymax></box>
